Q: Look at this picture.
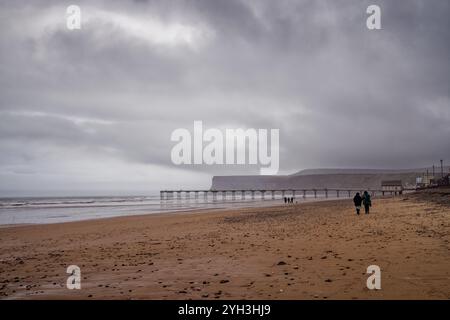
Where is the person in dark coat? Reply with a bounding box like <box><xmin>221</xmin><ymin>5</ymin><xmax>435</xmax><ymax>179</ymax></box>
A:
<box><xmin>353</xmin><ymin>192</ymin><xmax>362</xmax><ymax>215</ymax></box>
<box><xmin>362</xmin><ymin>191</ymin><xmax>372</xmax><ymax>214</ymax></box>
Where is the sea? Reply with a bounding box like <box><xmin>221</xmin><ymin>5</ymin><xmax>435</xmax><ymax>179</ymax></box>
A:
<box><xmin>0</xmin><ymin>193</ymin><xmax>301</xmax><ymax>225</ymax></box>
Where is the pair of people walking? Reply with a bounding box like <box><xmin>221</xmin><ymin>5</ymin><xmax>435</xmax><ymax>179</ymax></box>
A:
<box><xmin>353</xmin><ymin>191</ymin><xmax>371</xmax><ymax>215</ymax></box>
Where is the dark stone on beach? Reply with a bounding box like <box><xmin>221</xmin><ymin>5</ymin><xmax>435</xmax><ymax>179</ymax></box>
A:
<box><xmin>220</xmin><ymin>279</ymin><xmax>229</xmax><ymax>284</ymax></box>
<box><xmin>325</xmin><ymin>279</ymin><xmax>332</xmax><ymax>282</ymax></box>
<box><xmin>178</xmin><ymin>290</ymin><xmax>187</xmax><ymax>294</ymax></box>
<box><xmin>321</xmin><ymin>256</ymin><xmax>327</xmax><ymax>259</ymax></box>
<box><xmin>277</xmin><ymin>261</ymin><xmax>287</xmax><ymax>265</ymax></box>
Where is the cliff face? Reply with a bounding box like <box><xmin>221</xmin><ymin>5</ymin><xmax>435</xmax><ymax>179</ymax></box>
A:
<box><xmin>211</xmin><ymin>171</ymin><xmax>428</xmax><ymax>190</ymax></box>
<box><xmin>292</xmin><ymin>167</ymin><xmax>449</xmax><ymax>176</ymax></box>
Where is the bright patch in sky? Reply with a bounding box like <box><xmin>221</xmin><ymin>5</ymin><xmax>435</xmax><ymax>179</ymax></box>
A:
<box><xmin>28</xmin><ymin>6</ymin><xmax>213</xmax><ymax>50</ymax></box>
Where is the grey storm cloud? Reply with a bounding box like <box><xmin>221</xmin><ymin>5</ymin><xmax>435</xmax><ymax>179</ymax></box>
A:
<box><xmin>0</xmin><ymin>0</ymin><xmax>449</xmax><ymax>195</ymax></box>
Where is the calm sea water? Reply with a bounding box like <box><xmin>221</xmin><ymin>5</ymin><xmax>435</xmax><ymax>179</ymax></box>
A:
<box><xmin>0</xmin><ymin>193</ymin><xmax>293</xmax><ymax>225</ymax></box>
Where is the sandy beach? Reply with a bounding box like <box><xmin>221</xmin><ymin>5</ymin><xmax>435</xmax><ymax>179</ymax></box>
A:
<box><xmin>0</xmin><ymin>189</ymin><xmax>449</xmax><ymax>300</ymax></box>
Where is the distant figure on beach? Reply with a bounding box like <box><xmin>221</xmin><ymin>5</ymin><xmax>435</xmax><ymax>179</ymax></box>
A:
<box><xmin>362</xmin><ymin>191</ymin><xmax>372</xmax><ymax>214</ymax></box>
<box><xmin>353</xmin><ymin>192</ymin><xmax>362</xmax><ymax>215</ymax></box>
<box><xmin>284</xmin><ymin>197</ymin><xmax>294</xmax><ymax>204</ymax></box>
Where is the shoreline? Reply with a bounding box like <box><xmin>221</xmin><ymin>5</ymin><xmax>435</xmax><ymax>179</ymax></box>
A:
<box><xmin>0</xmin><ymin>190</ymin><xmax>449</xmax><ymax>299</ymax></box>
<box><xmin>0</xmin><ymin>196</ymin><xmax>346</xmax><ymax>227</ymax></box>
<box><xmin>0</xmin><ymin>199</ymin><xmax>336</xmax><ymax>230</ymax></box>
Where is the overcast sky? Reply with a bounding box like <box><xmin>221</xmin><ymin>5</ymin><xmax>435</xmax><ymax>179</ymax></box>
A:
<box><xmin>0</xmin><ymin>0</ymin><xmax>449</xmax><ymax>196</ymax></box>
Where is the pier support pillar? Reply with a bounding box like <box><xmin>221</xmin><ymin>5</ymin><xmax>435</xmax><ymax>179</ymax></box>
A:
<box><xmin>232</xmin><ymin>191</ymin><xmax>235</xmax><ymax>200</ymax></box>
<box><xmin>261</xmin><ymin>191</ymin><xmax>265</xmax><ymax>199</ymax></box>
<box><xmin>347</xmin><ymin>190</ymin><xmax>351</xmax><ymax>197</ymax></box>
<box><xmin>314</xmin><ymin>189</ymin><xmax>317</xmax><ymax>198</ymax></box>
<box><xmin>325</xmin><ymin>188</ymin><xmax>328</xmax><ymax>198</ymax></box>
<box><xmin>303</xmin><ymin>190</ymin><xmax>306</xmax><ymax>199</ymax></box>
<box><xmin>241</xmin><ymin>191</ymin><xmax>245</xmax><ymax>199</ymax></box>
<box><xmin>337</xmin><ymin>190</ymin><xmax>340</xmax><ymax>198</ymax></box>
<box><xmin>251</xmin><ymin>191</ymin><xmax>255</xmax><ymax>200</ymax></box>
<box><xmin>271</xmin><ymin>190</ymin><xmax>275</xmax><ymax>199</ymax></box>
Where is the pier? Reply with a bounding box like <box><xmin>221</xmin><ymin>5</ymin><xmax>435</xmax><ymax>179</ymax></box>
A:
<box><xmin>159</xmin><ymin>188</ymin><xmax>396</xmax><ymax>200</ymax></box>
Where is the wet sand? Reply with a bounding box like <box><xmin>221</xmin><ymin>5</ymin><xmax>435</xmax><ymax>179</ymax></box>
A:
<box><xmin>0</xmin><ymin>189</ymin><xmax>449</xmax><ymax>299</ymax></box>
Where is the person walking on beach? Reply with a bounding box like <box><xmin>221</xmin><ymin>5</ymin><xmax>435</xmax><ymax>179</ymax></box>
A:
<box><xmin>362</xmin><ymin>191</ymin><xmax>372</xmax><ymax>214</ymax></box>
<box><xmin>353</xmin><ymin>192</ymin><xmax>362</xmax><ymax>215</ymax></box>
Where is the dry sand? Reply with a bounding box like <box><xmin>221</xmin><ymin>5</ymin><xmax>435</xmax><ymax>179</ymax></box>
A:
<box><xmin>0</xmin><ymin>189</ymin><xmax>449</xmax><ymax>300</ymax></box>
